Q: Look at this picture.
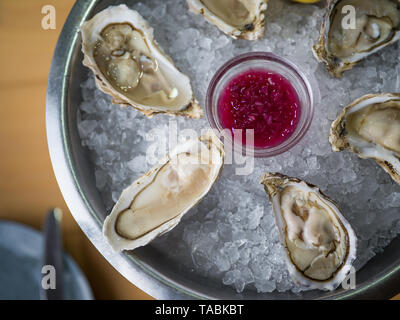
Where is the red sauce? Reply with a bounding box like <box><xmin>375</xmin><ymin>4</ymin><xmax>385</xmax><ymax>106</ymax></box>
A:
<box><xmin>218</xmin><ymin>69</ymin><xmax>301</xmax><ymax>148</ymax></box>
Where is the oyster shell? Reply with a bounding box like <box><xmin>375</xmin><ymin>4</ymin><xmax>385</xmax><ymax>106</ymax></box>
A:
<box><xmin>313</xmin><ymin>0</ymin><xmax>400</xmax><ymax>77</ymax></box>
<box><xmin>330</xmin><ymin>93</ymin><xmax>400</xmax><ymax>184</ymax></box>
<box><xmin>261</xmin><ymin>173</ymin><xmax>357</xmax><ymax>290</ymax></box>
<box><xmin>103</xmin><ymin>131</ymin><xmax>224</xmax><ymax>251</ymax></box>
<box><xmin>81</xmin><ymin>5</ymin><xmax>202</xmax><ymax>118</ymax></box>
<box><xmin>186</xmin><ymin>0</ymin><xmax>268</xmax><ymax>40</ymax></box>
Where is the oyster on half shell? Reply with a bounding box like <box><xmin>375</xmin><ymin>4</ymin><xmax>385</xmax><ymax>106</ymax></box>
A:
<box><xmin>330</xmin><ymin>93</ymin><xmax>400</xmax><ymax>184</ymax></box>
<box><xmin>313</xmin><ymin>0</ymin><xmax>400</xmax><ymax>77</ymax></box>
<box><xmin>103</xmin><ymin>131</ymin><xmax>224</xmax><ymax>252</ymax></box>
<box><xmin>81</xmin><ymin>5</ymin><xmax>202</xmax><ymax>118</ymax></box>
<box><xmin>186</xmin><ymin>0</ymin><xmax>268</xmax><ymax>40</ymax></box>
<box><xmin>261</xmin><ymin>173</ymin><xmax>357</xmax><ymax>291</ymax></box>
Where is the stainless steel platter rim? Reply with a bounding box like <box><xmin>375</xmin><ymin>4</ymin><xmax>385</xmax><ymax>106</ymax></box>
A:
<box><xmin>45</xmin><ymin>0</ymin><xmax>400</xmax><ymax>299</ymax></box>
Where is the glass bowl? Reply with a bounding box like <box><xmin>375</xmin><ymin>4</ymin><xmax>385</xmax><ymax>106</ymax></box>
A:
<box><xmin>206</xmin><ymin>52</ymin><xmax>315</xmax><ymax>157</ymax></box>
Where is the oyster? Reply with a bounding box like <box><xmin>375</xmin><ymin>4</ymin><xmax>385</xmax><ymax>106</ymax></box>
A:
<box><xmin>186</xmin><ymin>0</ymin><xmax>268</xmax><ymax>40</ymax></box>
<box><xmin>103</xmin><ymin>131</ymin><xmax>224</xmax><ymax>251</ymax></box>
<box><xmin>313</xmin><ymin>0</ymin><xmax>400</xmax><ymax>77</ymax></box>
<box><xmin>261</xmin><ymin>173</ymin><xmax>357</xmax><ymax>290</ymax></box>
<box><xmin>81</xmin><ymin>5</ymin><xmax>202</xmax><ymax>118</ymax></box>
<box><xmin>330</xmin><ymin>93</ymin><xmax>400</xmax><ymax>184</ymax></box>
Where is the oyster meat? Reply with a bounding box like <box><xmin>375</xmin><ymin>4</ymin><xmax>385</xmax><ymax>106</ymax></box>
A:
<box><xmin>330</xmin><ymin>93</ymin><xmax>400</xmax><ymax>184</ymax></box>
<box><xmin>186</xmin><ymin>0</ymin><xmax>268</xmax><ymax>40</ymax></box>
<box><xmin>261</xmin><ymin>173</ymin><xmax>357</xmax><ymax>290</ymax></box>
<box><xmin>81</xmin><ymin>5</ymin><xmax>202</xmax><ymax>118</ymax></box>
<box><xmin>313</xmin><ymin>0</ymin><xmax>400</xmax><ymax>77</ymax></box>
<box><xmin>103</xmin><ymin>131</ymin><xmax>224</xmax><ymax>251</ymax></box>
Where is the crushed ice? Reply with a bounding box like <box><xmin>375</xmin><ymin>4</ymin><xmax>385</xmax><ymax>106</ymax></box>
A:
<box><xmin>77</xmin><ymin>0</ymin><xmax>400</xmax><ymax>293</ymax></box>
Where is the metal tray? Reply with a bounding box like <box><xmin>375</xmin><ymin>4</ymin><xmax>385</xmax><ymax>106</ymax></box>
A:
<box><xmin>46</xmin><ymin>0</ymin><xmax>400</xmax><ymax>299</ymax></box>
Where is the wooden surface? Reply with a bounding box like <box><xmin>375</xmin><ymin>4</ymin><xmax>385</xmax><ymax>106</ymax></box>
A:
<box><xmin>0</xmin><ymin>0</ymin><xmax>398</xmax><ymax>300</ymax></box>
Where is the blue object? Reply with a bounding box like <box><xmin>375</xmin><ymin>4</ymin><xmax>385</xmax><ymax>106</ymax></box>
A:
<box><xmin>0</xmin><ymin>220</ymin><xmax>93</xmax><ymax>300</ymax></box>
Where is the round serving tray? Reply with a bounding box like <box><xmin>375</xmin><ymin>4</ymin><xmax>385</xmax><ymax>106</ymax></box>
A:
<box><xmin>46</xmin><ymin>0</ymin><xmax>400</xmax><ymax>299</ymax></box>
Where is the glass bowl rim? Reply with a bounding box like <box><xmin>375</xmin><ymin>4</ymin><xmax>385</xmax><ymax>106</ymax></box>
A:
<box><xmin>205</xmin><ymin>51</ymin><xmax>315</xmax><ymax>158</ymax></box>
